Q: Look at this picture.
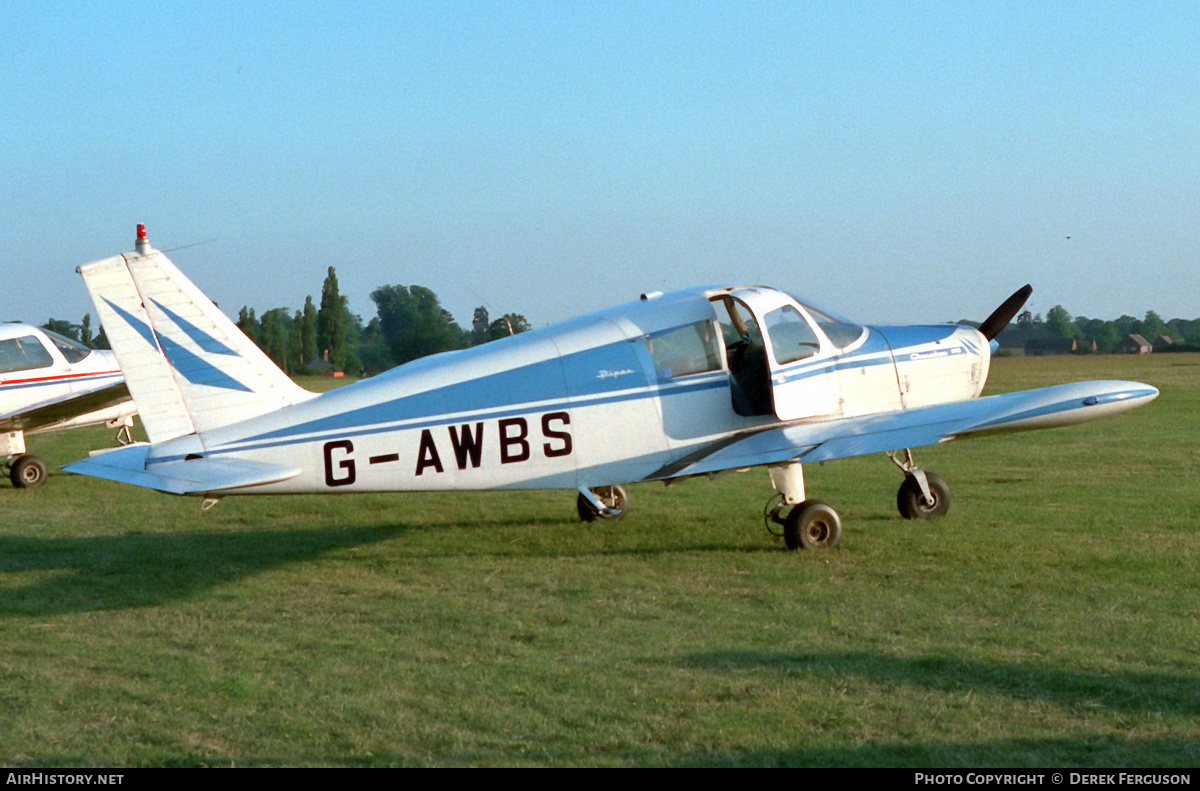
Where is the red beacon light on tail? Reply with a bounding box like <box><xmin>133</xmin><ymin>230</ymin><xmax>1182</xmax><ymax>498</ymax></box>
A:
<box><xmin>135</xmin><ymin>224</ymin><xmax>150</xmax><ymax>255</ymax></box>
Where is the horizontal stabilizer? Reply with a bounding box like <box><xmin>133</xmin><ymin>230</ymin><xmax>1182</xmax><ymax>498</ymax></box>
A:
<box><xmin>64</xmin><ymin>444</ymin><xmax>302</xmax><ymax>495</ymax></box>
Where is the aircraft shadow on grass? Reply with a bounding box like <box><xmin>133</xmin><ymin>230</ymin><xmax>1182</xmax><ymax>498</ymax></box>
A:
<box><xmin>672</xmin><ymin>736</ymin><xmax>1200</xmax><ymax>768</ymax></box>
<box><xmin>120</xmin><ymin>734</ymin><xmax>1200</xmax><ymax>766</ymax></box>
<box><xmin>0</xmin><ymin>525</ymin><xmax>399</xmax><ymax>617</ymax></box>
<box><xmin>681</xmin><ymin>650</ymin><xmax>1200</xmax><ymax>718</ymax></box>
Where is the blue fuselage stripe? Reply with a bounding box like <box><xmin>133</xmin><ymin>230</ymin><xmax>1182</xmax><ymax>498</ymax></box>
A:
<box><xmin>175</xmin><ymin>376</ymin><xmax>730</xmax><ymax>461</ymax></box>
<box><xmin>186</xmin><ymin>322</ymin><xmax>970</xmax><ymax>463</ymax></box>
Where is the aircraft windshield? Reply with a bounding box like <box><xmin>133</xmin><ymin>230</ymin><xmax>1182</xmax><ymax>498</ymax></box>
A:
<box><xmin>41</xmin><ymin>330</ymin><xmax>92</xmax><ymax>364</ymax></box>
<box><xmin>793</xmin><ymin>298</ymin><xmax>865</xmax><ymax>350</ymax></box>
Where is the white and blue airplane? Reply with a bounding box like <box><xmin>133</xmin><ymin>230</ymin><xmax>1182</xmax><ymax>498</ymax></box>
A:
<box><xmin>1</xmin><ymin>321</ymin><xmax>135</xmax><ymax>487</ymax></box>
<box><xmin>66</xmin><ymin>226</ymin><xmax>1158</xmax><ymax>549</ymax></box>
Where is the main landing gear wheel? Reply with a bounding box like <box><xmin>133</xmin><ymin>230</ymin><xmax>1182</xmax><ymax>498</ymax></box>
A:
<box><xmin>783</xmin><ymin>500</ymin><xmax>842</xmax><ymax>550</ymax></box>
<box><xmin>577</xmin><ymin>485</ymin><xmax>629</xmax><ymax>522</ymax></box>
<box><xmin>897</xmin><ymin>472</ymin><xmax>952</xmax><ymax>520</ymax></box>
<box><xmin>10</xmin><ymin>454</ymin><xmax>48</xmax><ymax>489</ymax></box>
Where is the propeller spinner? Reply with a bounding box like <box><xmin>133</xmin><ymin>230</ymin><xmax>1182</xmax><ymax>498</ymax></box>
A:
<box><xmin>978</xmin><ymin>284</ymin><xmax>1033</xmax><ymax>341</ymax></box>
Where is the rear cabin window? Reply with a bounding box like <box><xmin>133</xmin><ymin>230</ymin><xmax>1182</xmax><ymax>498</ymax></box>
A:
<box><xmin>646</xmin><ymin>320</ymin><xmax>723</xmax><ymax>380</ymax></box>
<box><xmin>0</xmin><ymin>336</ymin><xmax>54</xmax><ymax>374</ymax></box>
<box><xmin>763</xmin><ymin>306</ymin><xmax>821</xmax><ymax>365</ymax></box>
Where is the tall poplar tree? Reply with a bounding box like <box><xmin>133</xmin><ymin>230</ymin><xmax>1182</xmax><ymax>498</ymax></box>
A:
<box><xmin>316</xmin><ymin>267</ymin><xmax>346</xmax><ymax>368</ymax></box>
<box><xmin>302</xmin><ymin>295</ymin><xmax>318</xmax><ymax>363</ymax></box>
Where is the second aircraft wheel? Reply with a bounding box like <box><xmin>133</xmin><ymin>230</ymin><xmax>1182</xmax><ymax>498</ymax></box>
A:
<box><xmin>10</xmin><ymin>455</ymin><xmax>48</xmax><ymax>489</ymax></box>
<box><xmin>784</xmin><ymin>500</ymin><xmax>842</xmax><ymax>550</ymax></box>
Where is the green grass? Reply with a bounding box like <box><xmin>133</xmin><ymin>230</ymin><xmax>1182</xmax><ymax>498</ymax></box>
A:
<box><xmin>1</xmin><ymin>355</ymin><xmax>1197</xmax><ymax>766</ymax></box>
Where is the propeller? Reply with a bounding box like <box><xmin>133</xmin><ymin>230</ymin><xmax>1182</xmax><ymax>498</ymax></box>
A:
<box><xmin>978</xmin><ymin>284</ymin><xmax>1033</xmax><ymax>341</ymax></box>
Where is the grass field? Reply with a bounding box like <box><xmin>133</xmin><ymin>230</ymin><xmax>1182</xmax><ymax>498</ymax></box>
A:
<box><xmin>1</xmin><ymin>355</ymin><xmax>1197</xmax><ymax>766</ymax></box>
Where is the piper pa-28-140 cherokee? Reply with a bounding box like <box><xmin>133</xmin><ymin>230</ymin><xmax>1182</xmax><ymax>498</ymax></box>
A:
<box><xmin>1</xmin><ymin>321</ymin><xmax>135</xmax><ymax>487</ymax></box>
<box><xmin>65</xmin><ymin>226</ymin><xmax>1157</xmax><ymax>549</ymax></box>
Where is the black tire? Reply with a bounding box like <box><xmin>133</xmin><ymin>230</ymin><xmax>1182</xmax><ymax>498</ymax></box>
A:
<box><xmin>10</xmin><ymin>455</ymin><xmax>48</xmax><ymax>489</ymax></box>
<box><xmin>896</xmin><ymin>472</ymin><xmax>951</xmax><ymax>520</ymax></box>
<box><xmin>576</xmin><ymin>485</ymin><xmax>628</xmax><ymax>522</ymax></box>
<box><xmin>784</xmin><ymin>500</ymin><xmax>842</xmax><ymax>550</ymax></box>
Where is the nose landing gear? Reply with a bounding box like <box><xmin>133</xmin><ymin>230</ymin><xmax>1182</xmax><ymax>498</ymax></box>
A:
<box><xmin>888</xmin><ymin>449</ymin><xmax>952</xmax><ymax>520</ymax></box>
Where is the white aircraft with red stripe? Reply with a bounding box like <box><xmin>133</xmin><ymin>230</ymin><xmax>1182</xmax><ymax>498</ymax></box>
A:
<box><xmin>0</xmin><ymin>322</ymin><xmax>135</xmax><ymax>487</ymax></box>
<box><xmin>66</xmin><ymin>226</ymin><xmax>1157</xmax><ymax>549</ymax></box>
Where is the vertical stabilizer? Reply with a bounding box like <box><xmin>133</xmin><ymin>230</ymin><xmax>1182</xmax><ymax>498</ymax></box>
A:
<box><xmin>77</xmin><ymin>228</ymin><xmax>315</xmax><ymax>443</ymax></box>
<box><xmin>78</xmin><ymin>254</ymin><xmax>197</xmax><ymax>443</ymax></box>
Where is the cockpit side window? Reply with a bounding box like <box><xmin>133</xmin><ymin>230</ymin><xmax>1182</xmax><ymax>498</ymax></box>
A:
<box><xmin>0</xmin><ymin>336</ymin><xmax>55</xmax><ymax>374</ymax></box>
<box><xmin>41</xmin><ymin>330</ymin><xmax>92</xmax><ymax>364</ymax></box>
<box><xmin>646</xmin><ymin>320</ymin><xmax>722</xmax><ymax>380</ymax></box>
<box><xmin>763</xmin><ymin>305</ymin><xmax>821</xmax><ymax>365</ymax></box>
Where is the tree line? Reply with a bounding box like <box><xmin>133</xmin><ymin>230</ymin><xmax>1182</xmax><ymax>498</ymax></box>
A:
<box><xmin>40</xmin><ymin>267</ymin><xmax>531</xmax><ymax>376</ymax></box>
<box><xmin>233</xmin><ymin>267</ymin><xmax>531</xmax><ymax>376</ymax></box>
<box><xmin>993</xmin><ymin>306</ymin><xmax>1200</xmax><ymax>353</ymax></box>
<box><xmin>42</xmin><ymin>314</ymin><xmax>109</xmax><ymax>350</ymax></box>
<box><xmin>43</xmin><ymin>292</ymin><xmax>1200</xmax><ymax>372</ymax></box>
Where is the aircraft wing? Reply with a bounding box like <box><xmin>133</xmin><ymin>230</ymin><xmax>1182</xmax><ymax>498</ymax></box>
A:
<box><xmin>648</xmin><ymin>380</ymin><xmax>1159</xmax><ymax>480</ymax></box>
<box><xmin>0</xmin><ymin>381</ymin><xmax>131</xmax><ymax>433</ymax></box>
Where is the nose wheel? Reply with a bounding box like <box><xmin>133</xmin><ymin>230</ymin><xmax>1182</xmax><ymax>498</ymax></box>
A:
<box><xmin>888</xmin><ymin>449</ymin><xmax>952</xmax><ymax>519</ymax></box>
<box><xmin>897</xmin><ymin>471</ymin><xmax>951</xmax><ymax>519</ymax></box>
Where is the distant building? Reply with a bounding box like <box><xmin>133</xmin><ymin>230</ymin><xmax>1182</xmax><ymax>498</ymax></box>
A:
<box><xmin>1154</xmin><ymin>335</ymin><xmax>1174</xmax><ymax>352</ymax></box>
<box><xmin>298</xmin><ymin>356</ymin><xmax>335</xmax><ymax>373</ymax></box>
<box><xmin>1024</xmin><ymin>338</ymin><xmax>1096</xmax><ymax>356</ymax></box>
<box><xmin>1116</xmin><ymin>334</ymin><xmax>1153</xmax><ymax>354</ymax></box>
<box><xmin>994</xmin><ymin>325</ymin><xmax>1055</xmax><ymax>357</ymax></box>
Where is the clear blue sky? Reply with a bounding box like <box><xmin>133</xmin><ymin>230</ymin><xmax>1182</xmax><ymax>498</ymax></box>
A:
<box><xmin>3</xmin><ymin>1</ymin><xmax>1197</xmax><ymax>331</ymax></box>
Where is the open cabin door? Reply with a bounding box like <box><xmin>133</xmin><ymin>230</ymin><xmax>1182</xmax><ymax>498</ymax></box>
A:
<box><xmin>713</xmin><ymin>288</ymin><xmax>841</xmax><ymax>422</ymax></box>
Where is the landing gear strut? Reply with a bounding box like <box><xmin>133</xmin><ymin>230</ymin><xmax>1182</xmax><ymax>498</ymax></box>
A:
<box><xmin>763</xmin><ymin>451</ymin><xmax>952</xmax><ymax>550</ymax></box>
<box><xmin>114</xmin><ymin>422</ymin><xmax>134</xmax><ymax>446</ymax></box>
